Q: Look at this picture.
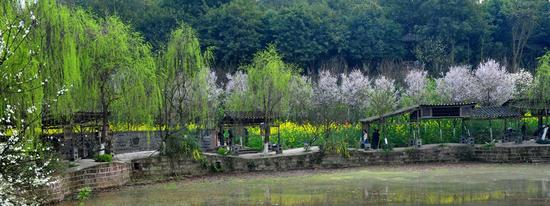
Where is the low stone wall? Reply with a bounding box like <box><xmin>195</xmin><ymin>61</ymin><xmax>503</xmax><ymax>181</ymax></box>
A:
<box><xmin>474</xmin><ymin>145</ymin><xmax>550</xmax><ymax>163</ymax></box>
<box><xmin>48</xmin><ymin>144</ymin><xmax>550</xmax><ymax>203</ymax></box>
<box><xmin>130</xmin><ymin>156</ymin><xmax>208</xmax><ymax>183</ymax></box>
<box><xmin>45</xmin><ymin>162</ymin><xmax>130</xmax><ymax>202</ymax></box>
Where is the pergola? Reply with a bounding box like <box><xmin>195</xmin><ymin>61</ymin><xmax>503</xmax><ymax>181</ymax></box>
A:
<box><xmin>359</xmin><ymin>103</ymin><xmax>524</xmax><ymax>147</ymax></box>
<box><xmin>219</xmin><ymin>111</ymin><xmax>282</xmax><ymax>154</ymax></box>
<box><xmin>41</xmin><ymin>111</ymin><xmax>106</xmax><ymax>159</ymax></box>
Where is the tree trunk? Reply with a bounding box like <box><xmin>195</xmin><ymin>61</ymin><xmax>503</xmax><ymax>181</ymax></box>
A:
<box><xmin>100</xmin><ymin>82</ymin><xmax>111</xmax><ymax>154</ymax></box>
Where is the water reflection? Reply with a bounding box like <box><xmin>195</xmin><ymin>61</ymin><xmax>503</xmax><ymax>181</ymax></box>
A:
<box><xmin>61</xmin><ymin>164</ymin><xmax>550</xmax><ymax>206</ymax></box>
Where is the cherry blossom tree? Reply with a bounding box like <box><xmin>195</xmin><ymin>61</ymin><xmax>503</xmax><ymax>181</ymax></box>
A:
<box><xmin>308</xmin><ymin>70</ymin><xmax>345</xmax><ymax>148</ymax></box>
<box><xmin>224</xmin><ymin>70</ymin><xmax>249</xmax><ymax>111</ymax></box>
<box><xmin>437</xmin><ymin>60</ymin><xmax>534</xmax><ymax>105</ymax></box>
<box><xmin>436</xmin><ymin>65</ymin><xmax>479</xmax><ymax>103</ymax></box>
<box><xmin>340</xmin><ymin>70</ymin><xmax>370</xmax><ymax>121</ymax></box>
<box><xmin>286</xmin><ymin>75</ymin><xmax>313</xmax><ymax>122</ymax></box>
<box><xmin>404</xmin><ymin>69</ymin><xmax>429</xmax><ymax>105</ymax></box>
<box><xmin>368</xmin><ymin>76</ymin><xmax>399</xmax><ymax>117</ymax></box>
<box><xmin>473</xmin><ymin>59</ymin><xmax>516</xmax><ymax>105</ymax></box>
<box><xmin>511</xmin><ymin>69</ymin><xmax>534</xmax><ymax>97</ymax></box>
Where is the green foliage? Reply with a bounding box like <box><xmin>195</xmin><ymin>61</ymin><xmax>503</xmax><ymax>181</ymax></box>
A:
<box><xmin>216</xmin><ymin>147</ymin><xmax>229</xmax><ymax>156</ymax></box>
<box><xmin>244</xmin><ymin>45</ymin><xmax>294</xmax><ymax>116</ymax></box>
<box><xmin>482</xmin><ymin>141</ymin><xmax>496</xmax><ymax>149</ymax></box>
<box><xmin>67</xmin><ymin>0</ymin><xmax>550</xmax><ymax>72</ymax></box>
<box><xmin>94</xmin><ymin>154</ymin><xmax>113</xmax><ymax>162</ymax></box>
<box><xmin>322</xmin><ymin>135</ymin><xmax>351</xmax><ymax>158</ymax></box>
<box><xmin>158</xmin><ymin>24</ymin><xmax>218</xmax><ymax>129</ymax></box>
<box><xmin>198</xmin><ymin>0</ymin><xmax>264</xmax><ymax>66</ymax></box>
<box><xmin>164</xmin><ymin>130</ymin><xmax>203</xmax><ymax>160</ymax></box>
<box><xmin>528</xmin><ymin>51</ymin><xmax>550</xmax><ymax>110</ymax></box>
<box><xmin>209</xmin><ymin>162</ymin><xmax>224</xmax><ymax>173</ymax></box>
<box><xmin>77</xmin><ymin>187</ymin><xmax>92</xmax><ymax>201</ymax></box>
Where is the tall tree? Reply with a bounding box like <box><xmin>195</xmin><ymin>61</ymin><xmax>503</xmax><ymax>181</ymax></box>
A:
<box><xmin>81</xmin><ymin>16</ymin><xmax>160</xmax><ymax>153</ymax></box>
<box><xmin>244</xmin><ymin>45</ymin><xmax>293</xmax><ymax>153</ymax></box>
<box><xmin>345</xmin><ymin>2</ymin><xmax>404</xmax><ymax>65</ymax></box>
<box><xmin>502</xmin><ymin>0</ymin><xmax>545</xmax><ymax>71</ymax></box>
<box><xmin>197</xmin><ymin>0</ymin><xmax>264</xmax><ymax>68</ymax></box>
<box><xmin>264</xmin><ymin>5</ymin><xmax>330</xmax><ymax>69</ymax></box>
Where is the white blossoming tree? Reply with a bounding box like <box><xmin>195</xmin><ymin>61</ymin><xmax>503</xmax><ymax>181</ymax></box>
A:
<box><xmin>224</xmin><ymin>70</ymin><xmax>249</xmax><ymax>112</ymax></box>
<box><xmin>309</xmin><ymin>70</ymin><xmax>346</xmax><ymax>151</ymax></box>
<box><xmin>340</xmin><ymin>70</ymin><xmax>370</xmax><ymax>122</ymax></box>
<box><xmin>403</xmin><ymin>69</ymin><xmax>441</xmax><ymax>105</ymax></box>
<box><xmin>286</xmin><ymin>75</ymin><xmax>313</xmax><ymax>123</ymax></box>
<box><xmin>1</xmin><ymin>0</ymin><xmax>55</xmax><ymax>205</ymax></box>
<box><xmin>438</xmin><ymin>61</ymin><xmax>533</xmax><ymax>105</ymax></box>
<box><xmin>437</xmin><ymin>65</ymin><xmax>479</xmax><ymax>103</ymax></box>
<box><xmin>510</xmin><ymin>69</ymin><xmax>534</xmax><ymax>98</ymax></box>
<box><xmin>473</xmin><ymin>60</ymin><xmax>516</xmax><ymax>105</ymax></box>
<box><xmin>368</xmin><ymin>76</ymin><xmax>399</xmax><ymax>117</ymax></box>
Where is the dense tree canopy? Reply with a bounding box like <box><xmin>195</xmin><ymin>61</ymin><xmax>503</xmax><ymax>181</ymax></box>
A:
<box><xmin>70</xmin><ymin>0</ymin><xmax>550</xmax><ymax>73</ymax></box>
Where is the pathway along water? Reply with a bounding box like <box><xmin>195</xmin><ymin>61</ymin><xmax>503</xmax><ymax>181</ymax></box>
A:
<box><xmin>61</xmin><ymin>163</ymin><xmax>550</xmax><ymax>206</ymax></box>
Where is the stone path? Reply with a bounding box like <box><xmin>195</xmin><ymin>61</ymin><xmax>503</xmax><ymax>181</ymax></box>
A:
<box><xmin>114</xmin><ymin>150</ymin><xmax>158</xmax><ymax>162</ymax></box>
<box><xmin>222</xmin><ymin>146</ymin><xmax>320</xmax><ymax>159</ymax></box>
<box><xmin>65</xmin><ymin>150</ymin><xmax>158</xmax><ymax>172</ymax></box>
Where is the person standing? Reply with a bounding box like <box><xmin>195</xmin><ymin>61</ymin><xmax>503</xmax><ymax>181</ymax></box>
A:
<box><xmin>372</xmin><ymin>129</ymin><xmax>380</xmax><ymax>149</ymax></box>
<box><xmin>521</xmin><ymin>122</ymin><xmax>527</xmax><ymax>140</ymax></box>
<box><xmin>218</xmin><ymin>129</ymin><xmax>225</xmax><ymax>146</ymax></box>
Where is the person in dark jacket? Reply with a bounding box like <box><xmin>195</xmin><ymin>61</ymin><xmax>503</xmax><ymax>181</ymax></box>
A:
<box><xmin>521</xmin><ymin>122</ymin><xmax>527</xmax><ymax>140</ymax></box>
<box><xmin>218</xmin><ymin>129</ymin><xmax>225</xmax><ymax>146</ymax></box>
<box><xmin>228</xmin><ymin>129</ymin><xmax>234</xmax><ymax>146</ymax></box>
<box><xmin>372</xmin><ymin>129</ymin><xmax>380</xmax><ymax>149</ymax></box>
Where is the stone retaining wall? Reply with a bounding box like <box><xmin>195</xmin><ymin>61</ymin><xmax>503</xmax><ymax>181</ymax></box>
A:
<box><xmin>48</xmin><ymin>144</ymin><xmax>550</xmax><ymax>203</ymax></box>
<box><xmin>474</xmin><ymin>145</ymin><xmax>550</xmax><ymax>163</ymax></box>
<box><xmin>46</xmin><ymin>162</ymin><xmax>130</xmax><ymax>202</ymax></box>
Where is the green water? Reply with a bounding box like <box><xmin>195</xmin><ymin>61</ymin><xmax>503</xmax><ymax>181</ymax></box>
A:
<box><xmin>62</xmin><ymin>164</ymin><xmax>550</xmax><ymax>206</ymax></box>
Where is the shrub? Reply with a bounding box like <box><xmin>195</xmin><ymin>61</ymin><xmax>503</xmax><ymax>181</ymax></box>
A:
<box><xmin>217</xmin><ymin>147</ymin><xmax>229</xmax><ymax>156</ymax></box>
<box><xmin>95</xmin><ymin>154</ymin><xmax>113</xmax><ymax>162</ymax></box>
<box><xmin>77</xmin><ymin>187</ymin><xmax>92</xmax><ymax>201</ymax></box>
<box><xmin>164</xmin><ymin>130</ymin><xmax>202</xmax><ymax>160</ymax></box>
<box><xmin>482</xmin><ymin>140</ymin><xmax>496</xmax><ymax>149</ymax></box>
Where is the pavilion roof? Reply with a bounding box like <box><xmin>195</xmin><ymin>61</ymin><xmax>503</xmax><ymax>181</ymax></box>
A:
<box><xmin>359</xmin><ymin>102</ymin><xmax>476</xmax><ymax>124</ymax></box>
<box><xmin>469</xmin><ymin>106</ymin><xmax>522</xmax><ymax>119</ymax></box>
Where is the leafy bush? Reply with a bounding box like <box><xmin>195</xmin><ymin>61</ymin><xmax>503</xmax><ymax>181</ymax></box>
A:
<box><xmin>77</xmin><ymin>187</ymin><xmax>92</xmax><ymax>201</ymax></box>
<box><xmin>482</xmin><ymin>141</ymin><xmax>496</xmax><ymax>149</ymax></box>
<box><xmin>164</xmin><ymin>130</ymin><xmax>203</xmax><ymax>160</ymax></box>
<box><xmin>95</xmin><ymin>154</ymin><xmax>113</xmax><ymax>162</ymax></box>
<box><xmin>217</xmin><ymin>147</ymin><xmax>229</xmax><ymax>156</ymax></box>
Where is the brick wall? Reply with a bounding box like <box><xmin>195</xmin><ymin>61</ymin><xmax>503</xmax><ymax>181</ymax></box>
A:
<box><xmin>45</xmin><ymin>162</ymin><xmax>130</xmax><ymax>203</ymax></box>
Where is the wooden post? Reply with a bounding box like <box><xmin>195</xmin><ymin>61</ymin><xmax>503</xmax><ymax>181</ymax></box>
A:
<box><xmin>489</xmin><ymin>119</ymin><xmax>493</xmax><ymax>140</ymax></box>
<box><xmin>452</xmin><ymin>119</ymin><xmax>456</xmax><ymax>141</ymax></box>
<box><xmin>438</xmin><ymin>121</ymin><xmax>443</xmax><ymax>143</ymax></box>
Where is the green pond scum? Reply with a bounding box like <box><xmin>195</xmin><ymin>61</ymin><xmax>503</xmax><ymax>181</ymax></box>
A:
<box><xmin>60</xmin><ymin>164</ymin><xmax>550</xmax><ymax>206</ymax></box>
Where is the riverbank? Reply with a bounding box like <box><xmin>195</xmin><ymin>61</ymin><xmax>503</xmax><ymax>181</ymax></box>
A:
<box><xmin>47</xmin><ymin>142</ymin><xmax>550</xmax><ymax>204</ymax></box>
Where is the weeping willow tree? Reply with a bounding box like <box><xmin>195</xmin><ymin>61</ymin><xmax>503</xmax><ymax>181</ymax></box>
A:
<box><xmin>77</xmin><ymin>16</ymin><xmax>160</xmax><ymax>154</ymax></box>
<box><xmin>35</xmin><ymin>0</ymin><xmax>93</xmax><ymax>120</ymax></box>
<box><xmin>529</xmin><ymin>51</ymin><xmax>550</xmax><ymax>128</ymax></box>
<box><xmin>158</xmin><ymin>23</ymin><xmax>217</xmax><ymax>145</ymax></box>
<box><xmin>244</xmin><ymin>45</ymin><xmax>294</xmax><ymax>153</ymax></box>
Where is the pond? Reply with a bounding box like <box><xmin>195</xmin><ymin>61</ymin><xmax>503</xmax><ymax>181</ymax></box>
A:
<box><xmin>62</xmin><ymin>164</ymin><xmax>550</xmax><ymax>206</ymax></box>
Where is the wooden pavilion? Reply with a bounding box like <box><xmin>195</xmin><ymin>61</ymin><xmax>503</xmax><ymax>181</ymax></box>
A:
<box><xmin>359</xmin><ymin>103</ymin><xmax>525</xmax><ymax>147</ymax></box>
<box><xmin>218</xmin><ymin>111</ymin><xmax>282</xmax><ymax>154</ymax></box>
